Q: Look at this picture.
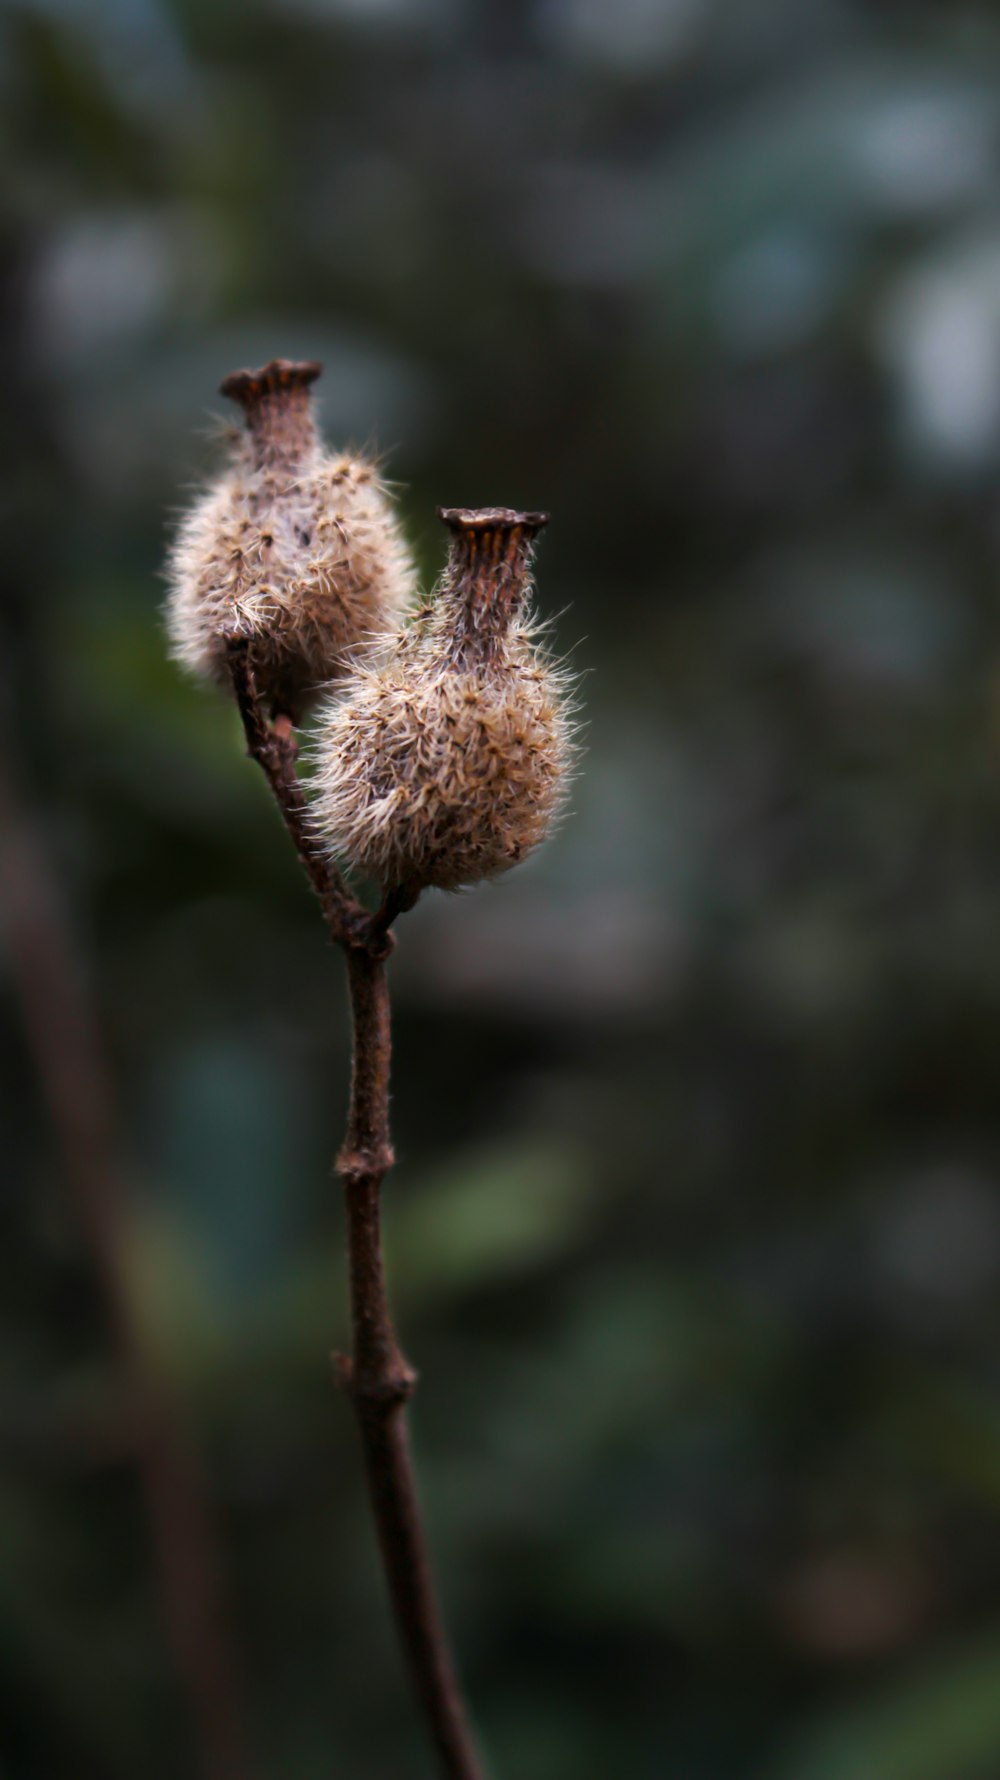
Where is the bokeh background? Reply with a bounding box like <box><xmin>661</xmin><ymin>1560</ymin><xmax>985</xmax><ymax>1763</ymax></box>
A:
<box><xmin>5</xmin><ymin>1</ymin><xmax>1000</xmax><ymax>1776</ymax></box>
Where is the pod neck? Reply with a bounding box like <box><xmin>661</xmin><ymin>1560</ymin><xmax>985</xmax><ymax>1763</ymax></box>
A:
<box><xmin>220</xmin><ymin>358</ymin><xmax>322</xmax><ymax>471</ymax></box>
<box><xmin>437</xmin><ymin>507</ymin><xmax>549</xmax><ymax>661</ymax></box>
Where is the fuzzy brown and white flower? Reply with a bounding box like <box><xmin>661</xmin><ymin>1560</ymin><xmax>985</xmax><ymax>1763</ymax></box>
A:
<box><xmin>165</xmin><ymin>359</ymin><xmax>414</xmax><ymax>721</ymax></box>
<box><xmin>312</xmin><ymin>507</ymin><xmax>574</xmax><ymax>895</ymax></box>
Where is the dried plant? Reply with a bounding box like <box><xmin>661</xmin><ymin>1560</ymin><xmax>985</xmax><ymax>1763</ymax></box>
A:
<box><xmin>165</xmin><ymin>359</ymin><xmax>415</xmax><ymax>722</ymax></box>
<box><xmin>167</xmin><ymin>361</ymin><xmax>576</xmax><ymax>1780</ymax></box>
<box><xmin>312</xmin><ymin>507</ymin><xmax>573</xmax><ymax>896</ymax></box>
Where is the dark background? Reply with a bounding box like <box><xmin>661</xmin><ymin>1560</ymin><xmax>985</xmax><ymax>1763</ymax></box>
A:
<box><xmin>4</xmin><ymin>1</ymin><xmax>1000</xmax><ymax>1776</ymax></box>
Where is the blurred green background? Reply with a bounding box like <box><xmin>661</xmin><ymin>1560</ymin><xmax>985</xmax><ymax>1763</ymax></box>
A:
<box><xmin>5</xmin><ymin>1</ymin><xmax>1000</xmax><ymax>1776</ymax></box>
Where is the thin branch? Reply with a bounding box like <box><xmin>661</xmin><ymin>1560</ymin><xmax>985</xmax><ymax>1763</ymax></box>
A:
<box><xmin>227</xmin><ymin>651</ymin><xmax>486</xmax><ymax>1780</ymax></box>
<box><xmin>0</xmin><ymin>743</ymin><xmax>253</xmax><ymax>1780</ymax></box>
<box><xmin>224</xmin><ymin>633</ymin><xmax>372</xmax><ymax>951</ymax></box>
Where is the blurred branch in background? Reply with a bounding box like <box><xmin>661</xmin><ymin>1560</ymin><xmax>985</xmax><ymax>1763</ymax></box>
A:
<box><xmin>0</xmin><ymin>712</ymin><xmax>252</xmax><ymax>1780</ymax></box>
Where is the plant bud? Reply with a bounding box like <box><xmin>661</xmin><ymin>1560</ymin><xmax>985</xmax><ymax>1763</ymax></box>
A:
<box><xmin>165</xmin><ymin>359</ymin><xmax>415</xmax><ymax>721</ymax></box>
<box><xmin>312</xmin><ymin>507</ymin><xmax>574</xmax><ymax>895</ymax></box>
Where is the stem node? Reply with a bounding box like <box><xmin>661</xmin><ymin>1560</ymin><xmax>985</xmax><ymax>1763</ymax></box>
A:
<box><xmin>336</xmin><ymin>1143</ymin><xmax>396</xmax><ymax>1184</ymax></box>
<box><xmin>335</xmin><ymin>1352</ymin><xmax>418</xmax><ymax>1408</ymax></box>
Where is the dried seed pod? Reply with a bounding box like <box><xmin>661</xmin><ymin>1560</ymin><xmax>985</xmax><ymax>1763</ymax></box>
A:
<box><xmin>312</xmin><ymin>507</ymin><xmax>574</xmax><ymax>895</ymax></box>
<box><xmin>165</xmin><ymin>359</ymin><xmax>415</xmax><ymax>721</ymax></box>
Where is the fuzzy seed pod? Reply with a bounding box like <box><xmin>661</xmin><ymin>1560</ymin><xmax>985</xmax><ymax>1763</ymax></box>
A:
<box><xmin>165</xmin><ymin>359</ymin><xmax>415</xmax><ymax>720</ymax></box>
<box><xmin>312</xmin><ymin>507</ymin><xmax>573</xmax><ymax>895</ymax></box>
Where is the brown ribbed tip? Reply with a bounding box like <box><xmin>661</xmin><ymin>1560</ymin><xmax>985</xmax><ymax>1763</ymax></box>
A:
<box><xmin>219</xmin><ymin>358</ymin><xmax>323</xmax><ymax>405</ymax></box>
<box><xmin>438</xmin><ymin>506</ymin><xmax>549</xmax><ymax>534</ymax></box>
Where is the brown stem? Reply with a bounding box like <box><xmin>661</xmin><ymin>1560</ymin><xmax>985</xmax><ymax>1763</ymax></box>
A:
<box><xmin>227</xmin><ymin>655</ymin><xmax>486</xmax><ymax>1780</ymax></box>
<box><xmin>0</xmin><ymin>745</ymin><xmax>252</xmax><ymax>1780</ymax></box>
<box><xmin>224</xmin><ymin>633</ymin><xmax>372</xmax><ymax>951</ymax></box>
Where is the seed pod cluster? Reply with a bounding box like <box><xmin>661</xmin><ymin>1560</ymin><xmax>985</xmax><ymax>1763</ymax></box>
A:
<box><xmin>311</xmin><ymin>508</ymin><xmax>573</xmax><ymax>895</ymax></box>
<box><xmin>165</xmin><ymin>359</ymin><xmax>414</xmax><ymax>721</ymax></box>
